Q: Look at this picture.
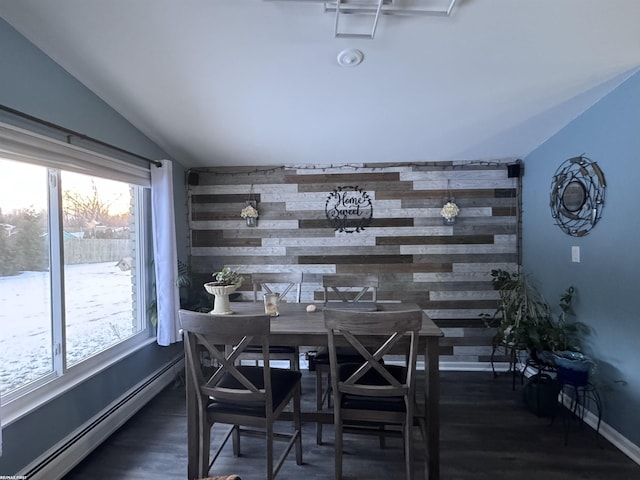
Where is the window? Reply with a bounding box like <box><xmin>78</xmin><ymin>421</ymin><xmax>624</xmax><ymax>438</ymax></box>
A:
<box><xmin>0</xmin><ymin>161</ymin><xmax>53</xmax><ymax>394</ymax></box>
<box><xmin>0</xmin><ymin>124</ymin><xmax>153</xmax><ymax>414</ymax></box>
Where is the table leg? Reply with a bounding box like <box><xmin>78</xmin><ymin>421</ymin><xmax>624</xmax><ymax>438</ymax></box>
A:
<box><xmin>425</xmin><ymin>336</ymin><xmax>440</xmax><ymax>479</ymax></box>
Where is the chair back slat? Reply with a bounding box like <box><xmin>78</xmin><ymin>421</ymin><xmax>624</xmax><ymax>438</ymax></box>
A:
<box><xmin>322</xmin><ymin>273</ymin><xmax>378</xmax><ymax>304</ymax></box>
<box><xmin>341</xmin><ymin>330</ymin><xmax>405</xmax><ymax>388</ymax></box>
<box><xmin>252</xmin><ymin>272</ymin><xmax>303</xmax><ymax>303</ymax></box>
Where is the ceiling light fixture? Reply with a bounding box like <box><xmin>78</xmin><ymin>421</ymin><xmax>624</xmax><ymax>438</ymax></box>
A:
<box><xmin>265</xmin><ymin>0</ymin><xmax>458</xmax><ymax>39</ymax></box>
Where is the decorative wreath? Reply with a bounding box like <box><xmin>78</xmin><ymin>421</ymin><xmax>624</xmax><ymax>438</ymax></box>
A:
<box><xmin>550</xmin><ymin>156</ymin><xmax>606</xmax><ymax>237</ymax></box>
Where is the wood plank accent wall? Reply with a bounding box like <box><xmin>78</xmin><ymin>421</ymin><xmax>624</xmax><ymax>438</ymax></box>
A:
<box><xmin>187</xmin><ymin>161</ymin><xmax>520</xmax><ymax>367</ymax></box>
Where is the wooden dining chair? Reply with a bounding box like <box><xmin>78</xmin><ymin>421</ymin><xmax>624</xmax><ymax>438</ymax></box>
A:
<box><xmin>322</xmin><ymin>273</ymin><xmax>378</xmax><ymax>304</ymax></box>
<box><xmin>180</xmin><ymin>309</ymin><xmax>303</xmax><ymax>480</ymax></box>
<box><xmin>315</xmin><ymin>273</ymin><xmax>379</xmax><ymax>444</ymax></box>
<box><xmin>324</xmin><ymin>307</ymin><xmax>423</xmax><ymax>480</ymax></box>
<box><xmin>251</xmin><ymin>272</ymin><xmax>303</xmax><ymax>304</ymax></box>
<box><xmin>240</xmin><ymin>272</ymin><xmax>304</xmax><ymax>371</ymax></box>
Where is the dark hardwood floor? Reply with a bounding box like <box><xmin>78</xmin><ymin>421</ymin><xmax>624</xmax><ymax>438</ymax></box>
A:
<box><xmin>62</xmin><ymin>370</ymin><xmax>640</xmax><ymax>480</ymax></box>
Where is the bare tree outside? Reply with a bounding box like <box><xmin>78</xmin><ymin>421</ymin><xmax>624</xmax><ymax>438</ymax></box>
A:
<box><xmin>63</xmin><ymin>179</ymin><xmax>131</xmax><ymax>239</ymax></box>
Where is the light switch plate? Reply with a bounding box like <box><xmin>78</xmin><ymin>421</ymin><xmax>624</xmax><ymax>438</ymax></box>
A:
<box><xmin>571</xmin><ymin>246</ymin><xmax>580</xmax><ymax>263</ymax></box>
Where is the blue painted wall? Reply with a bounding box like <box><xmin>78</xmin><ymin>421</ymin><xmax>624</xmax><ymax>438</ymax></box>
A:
<box><xmin>523</xmin><ymin>69</ymin><xmax>640</xmax><ymax>447</ymax></box>
<box><xmin>0</xmin><ymin>18</ymin><xmax>186</xmax><ymax>474</ymax></box>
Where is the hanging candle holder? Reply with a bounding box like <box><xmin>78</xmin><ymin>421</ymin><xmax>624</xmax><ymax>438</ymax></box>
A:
<box><xmin>240</xmin><ymin>185</ymin><xmax>259</xmax><ymax>227</ymax></box>
<box><xmin>441</xmin><ymin>199</ymin><xmax>459</xmax><ymax>225</ymax></box>
<box><xmin>441</xmin><ymin>179</ymin><xmax>459</xmax><ymax>225</ymax></box>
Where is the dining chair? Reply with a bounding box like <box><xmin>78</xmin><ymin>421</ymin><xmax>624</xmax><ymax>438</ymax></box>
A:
<box><xmin>251</xmin><ymin>272</ymin><xmax>303</xmax><ymax>304</ymax></box>
<box><xmin>322</xmin><ymin>273</ymin><xmax>378</xmax><ymax>304</ymax></box>
<box><xmin>324</xmin><ymin>307</ymin><xmax>423</xmax><ymax>480</ymax></box>
<box><xmin>179</xmin><ymin>309</ymin><xmax>303</xmax><ymax>480</ymax></box>
<box><xmin>241</xmin><ymin>272</ymin><xmax>304</xmax><ymax>371</ymax></box>
<box><xmin>315</xmin><ymin>273</ymin><xmax>379</xmax><ymax>444</ymax></box>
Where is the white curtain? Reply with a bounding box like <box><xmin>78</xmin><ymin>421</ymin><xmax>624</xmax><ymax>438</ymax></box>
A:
<box><xmin>150</xmin><ymin>159</ymin><xmax>181</xmax><ymax>346</ymax></box>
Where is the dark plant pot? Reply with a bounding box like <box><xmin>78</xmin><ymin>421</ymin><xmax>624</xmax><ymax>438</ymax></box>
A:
<box><xmin>552</xmin><ymin>351</ymin><xmax>593</xmax><ymax>387</ymax></box>
<box><xmin>523</xmin><ymin>373</ymin><xmax>561</xmax><ymax>417</ymax></box>
<box><xmin>531</xmin><ymin>349</ymin><xmax>554</xmax><ymax>365</ymax></box>
<box><xmin>556</xmin><ymin>366</ymin><xmax>589</xmax><ymax>386</ymax></box>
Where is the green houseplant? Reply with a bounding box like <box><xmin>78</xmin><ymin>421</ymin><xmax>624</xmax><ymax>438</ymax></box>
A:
<box><xmin>481</xmin><ymin>269</ymin><xmax>549</xmax><ymax>351</ymax></box>
<box><xmin>482</xmin><ymin>269</ymin><xmax>585</xmax><ymax>359</ymax></box>
<box><xmin>149</xmin><ymin>259</ymin><xmax>196</xmax><ymax>326</ymax></box>
<box><xmin>209</xmin><ymin>266</ymin><xmax>244</xmax><ymax>286</ymax></box>
<box><xmin>483</xmin><ymin>269</ymin><xmax>594</xmax><ymax>417</ymax></box>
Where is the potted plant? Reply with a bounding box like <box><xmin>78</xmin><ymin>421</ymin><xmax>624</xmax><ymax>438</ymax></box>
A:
<box><xmin>481</xmin><ymin>269</ymin><xmax>550</xmax><ymax>352</ymax></box>
<box><xmin>482</xmin><ymin>269</ymin><xmax>594</xmax><ymax>418</ymax></box>
<box><xmin>204</xmin><ymin>267</ymin><xmax>244</xmax><ymax>315</ymax></box>
<box><xmin>481</xmin><ymin>269</ymin><xmax>586</xmax><ymax>362</ymax></box>
<box><xmin>551</xmin><ymin>350</ymin><xmax>595</xmax><ymax>386</ymax></box>
<box><xmin>149</xmin><ymin>259</ymin><xmax>200</xmax><ymax>325</ymax></box>
<box><xmin>525</xmin><ymin>285</ymin><xmax>586</xmax><ymax>361</ymax></box>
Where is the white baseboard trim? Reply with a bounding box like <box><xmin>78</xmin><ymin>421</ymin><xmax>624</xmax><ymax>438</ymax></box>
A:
<box><xmin>559</xmin><ymin>391</ymin><xmax>640</xmax><ymax>466</ymax></box>
<box><xmin>18</xmin><ymin>356</ymin><xmax>184</xmax><ymax>480</ymax></box>
<box><xmin>439</xmin><ymin>361</ymin><xmax>505</xmax><ymax>372</ymax></box>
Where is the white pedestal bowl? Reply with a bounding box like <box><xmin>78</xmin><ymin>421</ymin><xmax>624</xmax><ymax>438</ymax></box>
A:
<box><xmin>204</xmin><ymin>282</ymin><xmax>239</xmax><ymax>315</ymax></box>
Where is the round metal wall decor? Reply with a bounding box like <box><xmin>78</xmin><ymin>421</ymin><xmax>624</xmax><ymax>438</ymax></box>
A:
<box><xmin>550</xmin><ymin>156</ymin><xmax>606</xmax><ymax>237</ymax></box>
<box><xmin>325</xmin><ymin>186</ymin><xmax>373</xmax><ymax>233</ymax></box>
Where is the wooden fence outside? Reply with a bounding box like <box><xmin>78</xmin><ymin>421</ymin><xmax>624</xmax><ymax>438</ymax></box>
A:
<box><xmin>64</xmin><ymin>239</ymin><xmax>133</xmax><ymax>265</ymax></box>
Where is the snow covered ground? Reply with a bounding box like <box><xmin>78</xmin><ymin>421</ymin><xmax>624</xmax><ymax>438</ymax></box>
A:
<box><xmin>0</xmin><ymin>262</ymin><xmax>139</xmax><ymax>395</ymax></box>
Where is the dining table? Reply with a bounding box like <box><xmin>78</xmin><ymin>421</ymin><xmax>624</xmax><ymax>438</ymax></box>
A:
<box><xmin>185</xmin><ymin>301</ymin><xmax>443</xmax><ymax>480</ymax></box>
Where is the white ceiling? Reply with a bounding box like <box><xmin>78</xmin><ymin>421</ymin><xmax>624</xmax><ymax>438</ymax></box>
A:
<box><xmin>1</xmin><ymin>0</ymin><xmax>639</xmax><ymax>168</ymax></box>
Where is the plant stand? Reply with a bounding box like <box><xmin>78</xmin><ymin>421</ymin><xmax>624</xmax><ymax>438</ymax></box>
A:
<box><xmin>490</xmin><ymin>342</ymin><xmax>527</xmax><ymax>390</ymax></box>
<box><xmin>558</xmin><ymin>381</ymin><xmax>603</xmax><ymax>446</ymax></box>
<box><xmin>204</xmin><ymin>283</ymin><xmax>239</xmax><ymax>315</ymax></box>
<box><xmin>523</xmin><ymin>354</ymin><xmax>557</xmax><ymax>384</ymax></box>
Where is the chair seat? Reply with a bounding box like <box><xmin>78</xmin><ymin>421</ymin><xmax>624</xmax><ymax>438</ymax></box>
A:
<box><xmin>244</xmin><ymin>345</ymin><xmax>297</xmax><ymax>354</ymax></box>
<box><xmin>338</xmin><ymin>363</ymin><xmax>407</xmax><ymax>412</ymax></box>
<box><xmin>207</xmin><ymin>366</ymin><xmax>302</xmax><ymax>416</ymax></box>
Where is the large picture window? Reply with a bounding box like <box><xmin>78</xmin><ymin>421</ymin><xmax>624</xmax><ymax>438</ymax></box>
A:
<box><xmin>0</xmin><ymin>125</ymin><xmax>153</xmax><ymax>411</ymax></box>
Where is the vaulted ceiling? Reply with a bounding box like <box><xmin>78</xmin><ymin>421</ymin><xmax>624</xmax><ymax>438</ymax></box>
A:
<box><xmin>1</xmin><ymin>0</ymin><xmax>639</xmax><ymax>168</ymax></box>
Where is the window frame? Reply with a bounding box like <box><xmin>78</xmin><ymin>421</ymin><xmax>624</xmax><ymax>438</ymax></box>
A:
<box><xmin>0</xmin><ymin>122</ymin><xmax>155</xmax><ymax>427</ymax></box>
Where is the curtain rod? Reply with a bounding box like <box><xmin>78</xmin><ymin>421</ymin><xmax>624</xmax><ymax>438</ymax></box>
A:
<box><xmin>0</xmin><ymin>104</ymin><xmax>162</xmax><ymax>168</ymax></box>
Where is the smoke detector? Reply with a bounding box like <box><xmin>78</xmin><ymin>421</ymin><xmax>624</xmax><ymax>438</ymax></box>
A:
<box><xmin>337</xmin><ymin>49</ymin><xmax>364</xmax><ymax>67</ymax></box>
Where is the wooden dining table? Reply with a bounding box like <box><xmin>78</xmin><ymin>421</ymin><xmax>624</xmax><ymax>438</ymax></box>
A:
<box><xmin>186</xmin><ymin>301</ymin><xmax>443</xmax><ymax>480</ymax></box>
